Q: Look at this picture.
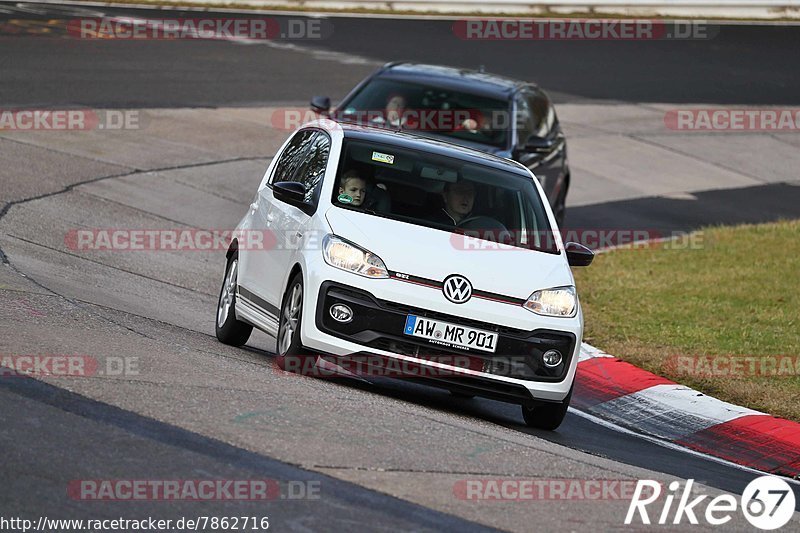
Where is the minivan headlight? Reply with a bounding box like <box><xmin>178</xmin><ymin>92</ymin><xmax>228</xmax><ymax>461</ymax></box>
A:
<box><xmin>523</xmin><ymin>286</ymin><xmax>577</xmax><ymax>317</ymax></box>
<box><xmin>322</xmin><ymin>235</ymin><xmax>388</xmax><ymax>279</ymax></box>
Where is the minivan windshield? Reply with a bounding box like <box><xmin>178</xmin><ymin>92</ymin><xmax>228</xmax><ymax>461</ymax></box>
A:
<box><xmin>335</xmin><ymin>79</ymin><xmax>510</xmax><ymax>149</ymax></box>
<box><xmin>331</xmin><ymin>139</ymin><xmax>558</xmax><ymax>253</ymax></box>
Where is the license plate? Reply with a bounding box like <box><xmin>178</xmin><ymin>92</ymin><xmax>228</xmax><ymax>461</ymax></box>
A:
<box><xmin>403</xmin><ymin>315</ymin><xmax>498</xmax><ymax>353</ymax></box>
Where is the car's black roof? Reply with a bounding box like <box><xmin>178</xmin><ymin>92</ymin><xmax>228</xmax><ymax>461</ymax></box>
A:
<box><xmin>373</xmin><ymin>62</ymin><xmax>531</xmax><ymax>99</ymax></box>
<box><xmin>336</xmin><ymin>122</ymin><xmax>530</xmax><ymax>177</ymax></box>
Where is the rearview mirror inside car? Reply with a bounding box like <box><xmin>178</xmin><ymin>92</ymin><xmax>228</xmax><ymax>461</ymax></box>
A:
<box><xmin>310</xmin><ymin>96</ymin><xmax>331</xmax><ymax>113</ymax></box>
<box><xmin>565</xmin><ymin>242</ymin><xmax>594</xmax><ymax>267</ymax></box>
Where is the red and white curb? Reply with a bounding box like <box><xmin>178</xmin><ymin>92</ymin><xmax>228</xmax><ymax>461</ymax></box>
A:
<box><xmin>574</xmin><ymin>344</ymin><xmax>800</xmax><ymax>479</ymax></box>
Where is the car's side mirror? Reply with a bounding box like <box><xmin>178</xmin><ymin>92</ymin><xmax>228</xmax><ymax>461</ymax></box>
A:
<box><xmin>565</xmin><ymin>242</ymin><xmax>594</xmax><ymax>267</ymax></box>
<box><xmin>310</xmin><ymin>96</ymin><xmax>331</xmax><ymax>114</ymax></box>
<box><xmin>524</xmin><ymin>135</ymin><xmax>555</xmax><ymax>153</ymax></box>
<box><xmin>273</xmin><ymin>181</ymin><xmax>307</xmax><ymax>207</ymax></box>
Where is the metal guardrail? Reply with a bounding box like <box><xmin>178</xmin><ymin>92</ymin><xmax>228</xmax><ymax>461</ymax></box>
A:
<box><xmin>159</xmin><ymin>0</ymin><xmax>800</xmax><ymax>19</ymax></box>
<box><xmin>56</xmin><ymin>0</ymin><xmax>800</xmax><ymax>18</ymax></box>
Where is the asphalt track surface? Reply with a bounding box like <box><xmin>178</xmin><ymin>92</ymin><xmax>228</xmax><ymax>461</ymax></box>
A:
<box><xmin>2</xmin><ymin>4</ymin><xmax>800</xmax><ymax>107</ymax></box>
<box><xmin>2</xmin><ymin>2</ymin><xmax>800</xmax><ymax>233</ymax></box>
<box><xmin>1</xmin><ymin>2</ymin><xmax>800</xmax><ymax>530</ymax></box>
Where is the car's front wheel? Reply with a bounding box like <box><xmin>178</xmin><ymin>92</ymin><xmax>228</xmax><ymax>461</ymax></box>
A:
<box><xmin>521</xmin><ymin>384</ymin><xmax>573</xmax><ymax>431</ymax></box>
<box><xmin>215</xmin><ymin>252</ymin><xmax>253</xmax><ymax>346</ymax></box>
<box><xmin>275</xmin><ymin>273</ymin><xmax>306</xmax><ymax>369</ymax></box>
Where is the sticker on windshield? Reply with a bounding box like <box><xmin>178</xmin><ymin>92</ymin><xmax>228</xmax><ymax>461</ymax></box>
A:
<box><xmin>371</xmin><ymin>151</ymin><xmax>395</xmax><ymax>165</ymax></box>
<box><xmin>337</xmin><ymin>194</ymin><xmax>353</xmax><ymax>204</ymax></box>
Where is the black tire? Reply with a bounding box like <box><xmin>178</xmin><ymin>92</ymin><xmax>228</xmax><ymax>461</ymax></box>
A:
<box><xmin>215</xmin><ymin>252</ymin><xmax>253</xmax><ymax>346</ymax></box>
<box><xmin>275</xmin><ymin>273</ymin><xmax>305</xmax><ymax>370</ymax></box>
<box><xmin>521</xmin><ymin>384</ymin><xmax>573</xmax><ymax>431</ymax></box>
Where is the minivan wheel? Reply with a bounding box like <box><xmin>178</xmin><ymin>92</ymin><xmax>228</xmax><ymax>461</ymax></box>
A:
<box><xmin>215</xmin><ymin>252</ymin><xmax>253</xmax><ymax>346</ymax></box>
<box><xmin>275</xmin><ymin>273</ymin><xmax>305</xmax><ymax>369</ymax></box>
<box><xmin>521</xmin><ymin>384</ymin><xmax>573</xmax><ymax>431</ymax></box>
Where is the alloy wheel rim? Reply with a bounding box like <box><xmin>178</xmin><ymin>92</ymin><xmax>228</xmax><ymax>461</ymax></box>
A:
<box><xmin>217</xmin><ymin>259</ymin><xmax>237</xmax><ymax>328</ymax></box>
<box><xmin>279</xmin><ymin>283</ymin><xmax>302</xmax><ymax>356</ymax></box>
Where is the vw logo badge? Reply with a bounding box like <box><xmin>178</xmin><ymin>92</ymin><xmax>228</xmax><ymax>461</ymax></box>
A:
<box><xmin>442</xmin><ymin>274</ymin><xmax>472</xmax><ymax>304</ymax></box>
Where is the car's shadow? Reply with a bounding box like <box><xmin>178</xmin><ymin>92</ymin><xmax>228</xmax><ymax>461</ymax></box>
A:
<box><xmin>239</xmin><ymin>344</ymin><xmax>800</xmax><ymax>507</ymax></box>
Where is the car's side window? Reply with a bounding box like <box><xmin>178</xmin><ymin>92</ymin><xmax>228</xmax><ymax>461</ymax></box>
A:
<box><xmin>289</xmin><ymin>132</ymin><xmax>331</xmax><ymax>205</ymax></box>
<box><xmin>514</xmin><ymin>93</ymin><xmax>534</xmax><ymax>148</ymax></box>
<box><xmin>525</xmin><ymin>88</ymin><xmax>556</xmax><ymax>139</ymax></box>
<box><xmin>269</xmin><ymin>129</ymin><xmax>317</xmax><ymax>186</ymax></box>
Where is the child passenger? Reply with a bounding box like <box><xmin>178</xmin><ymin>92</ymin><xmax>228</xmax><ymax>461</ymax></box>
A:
<box><xmin>338</xmin><ymin>170</ymin><xmax>367</xmax><ymax>207</ymax></box>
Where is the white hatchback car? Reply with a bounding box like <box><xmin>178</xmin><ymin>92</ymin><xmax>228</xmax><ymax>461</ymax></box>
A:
<box><xmin>216</xmin><ymin>120</ymin><xmax>593</xmax><ymax>430</ymax></box>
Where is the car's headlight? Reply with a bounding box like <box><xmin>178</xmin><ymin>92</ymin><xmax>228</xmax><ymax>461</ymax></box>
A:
<box><xmin>323</xmin><ymin>235</ymin><xmax>388</xmax><ymax>279</ymax></box>
<box><xmin>523</xmin><ymin>286</ymin><xmax>577</xmax><ymax>317</ymax></box>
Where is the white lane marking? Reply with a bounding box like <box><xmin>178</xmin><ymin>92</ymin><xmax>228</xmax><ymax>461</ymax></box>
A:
<box><xmin>78</xmin><ymin>15</ymin><xmax>380</xmax><ymax>66</ymax></box>
<box><xmin>233</xmin><ymin>39</ymin><xmax>380</xmax><ymax>67</ymax></box>
<box><xmin>568</xmin><ymin>407</ymin><xmax>800</xmax><ymax>486</ymax></box>
<box><xmin>586</xmin><ymin>384</ymin><xmax>762</xmax><ymax>441</ymax></box>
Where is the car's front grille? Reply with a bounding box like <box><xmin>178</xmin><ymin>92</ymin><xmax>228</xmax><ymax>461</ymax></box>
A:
<box><xmin>377</xmin><ymin>299</ymin><xmax>526</xmax><ymax>337</ymax></box>
<box><xmin>330</xmin><ymin>285</ymin><xmax>526</xmax><ymax>336</ymax></box>
<box><xmin>316</xmin><ymin>281</ymin><xmax>575</xmax><ymax>382</ymax></box>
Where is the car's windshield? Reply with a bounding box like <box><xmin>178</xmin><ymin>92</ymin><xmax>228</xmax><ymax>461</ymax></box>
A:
<box><xmin>335</xmin><ymin>79</ymin><xmax>510</xmax><ymax>150</ymax></box>
<box><xmin>331</xmin><ymin>139</ymin><xmax>557</xmax><ymax>253</ymax></box>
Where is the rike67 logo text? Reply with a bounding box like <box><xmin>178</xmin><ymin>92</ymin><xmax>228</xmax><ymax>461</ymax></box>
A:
<box><xmin>626</xmin><ymin>476</ymin><xmax>795</xmax><ymax>530</ymax></box>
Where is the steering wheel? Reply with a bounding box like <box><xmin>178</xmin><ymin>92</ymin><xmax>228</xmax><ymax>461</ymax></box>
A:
<box><xmin>456</xmin><ymin>216</ymin><xmax>513</xmax><ymax>244</ymax></box>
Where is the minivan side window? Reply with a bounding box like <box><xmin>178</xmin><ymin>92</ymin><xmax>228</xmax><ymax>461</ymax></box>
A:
<box><xmin>269</xmin><ymin>129</ymin><xmax>317</xmax><ymax>185</ymax></box>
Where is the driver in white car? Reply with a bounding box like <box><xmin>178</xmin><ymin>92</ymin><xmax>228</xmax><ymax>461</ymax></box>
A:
<box><xmin>432</xmin><ymin>179</ymin><xmax>475</xmax><ymax>225</ymax></box>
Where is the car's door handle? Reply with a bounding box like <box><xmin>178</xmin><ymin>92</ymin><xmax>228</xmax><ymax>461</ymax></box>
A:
<box><xmin>266</xmin><ymin>213</ymin><xmax>275</xmax><ymax>222</ymax></box>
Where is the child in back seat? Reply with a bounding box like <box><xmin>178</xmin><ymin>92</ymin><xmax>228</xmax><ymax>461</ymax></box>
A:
<box><xmin>338</xmin><ymin>170</ymin><xmax>368</xmax><ymax>207</ymax></box>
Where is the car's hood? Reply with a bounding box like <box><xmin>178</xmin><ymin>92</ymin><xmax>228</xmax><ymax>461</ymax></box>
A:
<box><xmin>324</xmin><ymin>207</ymin><xmax>572</xmax><ymax>300</ymax></box>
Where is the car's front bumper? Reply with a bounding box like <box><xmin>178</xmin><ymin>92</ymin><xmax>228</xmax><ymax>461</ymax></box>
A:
<box><xmin>298</xmin><ymin>264</ymin><xmax>582</xmax><ymax>404</ymax></box>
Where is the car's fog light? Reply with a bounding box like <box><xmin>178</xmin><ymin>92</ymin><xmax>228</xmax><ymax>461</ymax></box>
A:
<box><xmin>542</xmin><ymin>350</ymin><xmax>562</xmax><ymax>368</ymax></box>
<box><xmin>330</xmin><ymin>304</ymin><xmax>353</xmax><ymax>323</ymax></box>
